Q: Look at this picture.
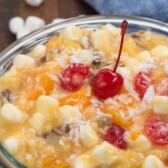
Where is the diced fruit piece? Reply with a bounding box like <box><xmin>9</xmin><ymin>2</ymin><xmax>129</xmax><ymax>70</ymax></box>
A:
<box><xmin>153</xmin><ymin>96</ymin><xmax>168</xmax><ymax>114</ymax></box>
<box><xmin>103</xmin><ymin>105</ymin><xmax>133</xmax><ymax>128</ymax></box>
<box><xmin>57</xmin><ymin>105</ymin><xmax>82</xmax><ymax>126</ymax></box>
<box><xmin>151</xmin><ymin>45</ymin><xmax>168</xmax><ymax>58</ymax></box>
<box><xmin>143</xmin><ymin>155</ymin><xmax>165</xmax><ymax>168</ymax></box>
<box><xmin>73</xmin><ymin>154</ymin><xmax>95</xmax><ymax>168</ymax></box>
<box><xmin>130</xmin><ymin>135</ymin><xmax>151</xmax><ymax>151</ymax></box>
<box><xmin>42</xmin><ymin>157</ymin><xmax>69</xmax><ymax>168</ymax></box>
<box><xmin>144</xmin><ymin>115</ymin><xmax>168</xmax><ymax>145</ymax></box>
<box><xmin>124</xmin><ymin>151</ymin><xmax>144</xmax><ymax>168</ymax></box>
<box><xmin>59</xmin><ymin>86</ymin><xmax>91</xmax><ymax>108</ymax></box>
<box><xmin>92</xmin><ymin>141</ymin><xmax>122</xmax><ymax>166</ymax></box>
<box><xmin>103</xmin><ymin>124</ymin><xmax>127</xmax><ymax>149</ymax></box>
<box><xmin>79</xmin><ymin>124</ymin><xmax>99</xmax><ymax>148</ymax></box>
<box><xmin>47</xmin><ymin>36</ymin><xmax>81</xmax><ymax>52</ymax></box>
<box><xmin>91</xmin><ymin>29</ymin><xmax>120</xmax><ymax>57</ymax></box>
<box><xmin>60</xmin><ymin>63</ymin><xmax>90</xmax><ymax>92</ymax></box>
<box><xmin>134</xmin><ymin>71</ymin><xmax>151</xmax><ymax>99</ymax></box>
<box><xmin>92</xmin><ymin>69</ymin><xmax>123</xmax><ymax>99</ymax></box>
<box><xmin>123</xmin><ymin>37</ymin><xmax>140</xmax><ymax>57</ymax></box>
<box><xmin>20</xmin><ymin>67</ymin><xmax>54</xmax><ymax>100</ymax></box>
<box><xmin>30</xmin><ymin>113</ymin><xmax>47</xmax><ymax>133</ymax></box>
<box><xmin>60</xmin><ymin>25</ymin><xmax>85</xmax><ymax>42</ymax></box>
<box><xmin>25</xmin><ymin>74</ymin><xmax>53</xmax><ymax>100</ymax></box>
<box><xmin>130</xmin><ymin>131</ymin><xmax>141</xmax><ymax>140</ymax></box>
<box><xmin>30</xmin><ymin>44</ymin><xmax>47</xmax><ymax>58</ymax></box>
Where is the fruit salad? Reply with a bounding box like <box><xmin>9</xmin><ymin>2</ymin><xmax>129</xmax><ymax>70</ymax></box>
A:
<box><xmin>0</xmin><ymin>20</ymin><xmax>168</xmax><ymax>168</ymax></box>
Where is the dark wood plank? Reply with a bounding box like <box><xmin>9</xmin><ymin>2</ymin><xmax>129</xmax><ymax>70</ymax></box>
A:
<box><xmin>0</xmin><ymin>0</ymin><xmax>97</xmax><ymax>52</ymax></box>
<box><xmin>19</xmin><ymin>0</ymin><xmax>58</xmax><ymax>23</ymax></box>
<box><xmin>56</xmin><ymin>0</ymin><xmax>97</xmax><ymax>18</ymax></box>
<box><xmin>0</xmin><ymin>0</ymin><xmax>19</xmax><ymax>51</ymax></box>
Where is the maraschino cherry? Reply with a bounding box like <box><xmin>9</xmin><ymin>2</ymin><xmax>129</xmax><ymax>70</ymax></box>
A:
<box><xmin>60</xmin><ymin>63</ymin><xmax>90</xmax><ymax>92</ymax></box>
<box><xmin>144</xmin><ymin>115</ymin><xmax>168</xmax><ymax>145</ymax></box>
<box><xmin>92</xmin><ymin>20</ymin><xmax>128</xmax><ymax>99</ymax></box>
<box><xmin>104</xmin><ymin>124</ymin><xmax>127</xmax><ymax>149</ymax></box>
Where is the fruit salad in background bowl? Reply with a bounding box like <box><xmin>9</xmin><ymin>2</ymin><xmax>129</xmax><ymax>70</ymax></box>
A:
<box><xmin>0</xmin><ymin>15</ymin><xmax>168</xmax><ymax>168</ymax></box>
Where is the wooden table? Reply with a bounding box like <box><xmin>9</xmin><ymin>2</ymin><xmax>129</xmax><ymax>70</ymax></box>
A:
<box><xmin>0</xmin><ymin>0</ymin><xmax>97</xmax><ymax>52</ymax></box>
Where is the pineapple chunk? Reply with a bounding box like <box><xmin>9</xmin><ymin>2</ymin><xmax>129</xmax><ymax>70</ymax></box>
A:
<box><xmin>153</xmin><ymin>96</ymin><xmax>168</xmax><ymax>114</ymax></box>
<box><xmin>143</xmin><ymin>155</ymin><xmax>165</xmax><ymax>168</ymax></box>
<box><xmin>60</xmin><ymin>25</ymin><xmax>84</xmax><ymax>42</ymax></box>
<box><xmin>31</xmin><ymin>96</ymin><xmax>59</xmax><ymax>133</ymax></box>
<box><xmin>57</xmin><ymin>105</ymin><xmax>82</xmax><ymax>126</ymax></box>
<box><xmin>130</xmin><ymin>135</ymin><xmax>151</xmax><ymax>151</ymax></box>
<box><xmin>30</xmin><ymin>44</ymin><xmax>47</xmax><ymax>58</ymax></box>
<box><xmin>101</xmin><ymin>24</ymin><xmax>120</xmax><ymax>36</ymax></box>
<box><xmin>73</xmin><ymin>154</ymin><xmax>96</xmax><ymax>168</ymax></box>
<box><xmin>92</xmin><ymin>141</ymin><xmax>122</xmax><ymax>166</ymax></box>
<box><xmin>123</xmin><ymin>37</ymin><xmax>140</xmax><ymax>57</ymax></box>
<box><xmin>30</xmin><ymin>113</ymin><xmax>47</xmax><ymax>133</ymax></box>
<box><xmin>91</xmin><ymin>29</ymin><xmax>109</xmax><ymax>50</ymax></box>
<box><xmin>79</xmin><ymin>124</ymin><xmax>99</xmax><ymax>148</ymax></box>
<box><xmin>151</xmin><ymin>45</ymin><xmax>168</xmax><ymax>58</ymax></box>
<box><xmin>136</xmin><ymin>51</ymin><xmax>153</xmax><ymax>63</ymax></box>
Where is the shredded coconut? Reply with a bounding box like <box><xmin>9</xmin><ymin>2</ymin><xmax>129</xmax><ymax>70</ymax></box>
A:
<box><xmin>91</xmin><ymin>97</ymin><xmax>104</xmax><ymax>107</ymax></box>
<box><xmin>66</xmin><ymin>120</ymin><xmax>90</xmax><ymax>146</ymax></box>
<box><xmin>137</xmin><ymin>63</ymin><xmax>156</xmax><ymax>72</ymax></box>
<box><xmin>85</xmin><ymin>87</ymin><xmax>91</xmax><ymax>96</ymax></box>
<box><xmin>55</xmin><ymin>57</ymin><xmax>67</xmax><ymax>68</ymax></box>
<box><xmin>141</xmin><ymin>85</ymin><xmax>155</xmax><ymax>109</ymax></box>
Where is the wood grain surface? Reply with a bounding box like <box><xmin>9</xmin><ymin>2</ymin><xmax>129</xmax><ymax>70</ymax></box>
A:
<box><xmin>0</xmin><ymin>0</ymin><xmax>97</xmax><ymax>52</ymax></box>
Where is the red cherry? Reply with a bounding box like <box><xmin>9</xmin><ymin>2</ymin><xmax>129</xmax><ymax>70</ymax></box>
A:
<box><xmin>92</xmin><ymin>20</ymin><xmax>128</xmax><ymax>99</ymax></box>
<box><xmin>144</xmin><ymin>115</ymin><xmax>168</xmax><ymax>145</ymax></box>
<box><xmin>134</xmin><ymin>71</ymin><xmax>151</xmax><ymax>99</ymax></box>
<box><xmin>60</xmin><ymin>63</ymin><xmax>90</xmax><ymax>91</ymax></box>
<box><xmin>92</xmin><ymin>69</ymin><xmax>123</xmax><ymax>99</ymax></box>
<box><xmin>104</xmin><ymin>124</ymin><xmax>127</xmax><ymax>149</ymax></box>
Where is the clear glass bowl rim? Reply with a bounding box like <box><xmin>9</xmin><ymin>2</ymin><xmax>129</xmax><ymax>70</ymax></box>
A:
<box><xmin>0</xmin><ymin>15</ymin><xmax>168</xmax><ymax>168</ymax></box>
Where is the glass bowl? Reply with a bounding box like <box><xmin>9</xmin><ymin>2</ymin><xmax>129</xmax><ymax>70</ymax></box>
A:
<box><xmin>0</xmin><ymin>15</ymin><xmax>168</xmax><ymax>168</ymax></box>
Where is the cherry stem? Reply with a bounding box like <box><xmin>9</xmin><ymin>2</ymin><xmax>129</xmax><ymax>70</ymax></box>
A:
<box><xmin>113</xmin><ymin>20</ymin><xmax>128</xmax><ymax>72</ymax></box>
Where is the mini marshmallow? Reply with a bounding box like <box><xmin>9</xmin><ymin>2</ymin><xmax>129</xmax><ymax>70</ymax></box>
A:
<box><xmin>25</xmin><ymin>0</ymin><xmax>43</xmax><ymax>7</ymax></box>
<box><xmin>13</xmin><ymin>54</ymin><xmax>35</xmax><ymax>69</ymax></box>
<box><xmin>52</xmin><ymin>18</ymin><xmax>65</xmax><ymax>24</ymax></box>
<box><xmin>25</xmin><ymin>16</ymin><xmax>45</xmax><ymax>32</ymax></box>
<box><xmin>16</xmin><ymin>28</ymin><xmax>30</xmax><ymax>39</ymax></box>
<box><xmin>9</xmin><ymin>17</ymin><xmax>24</xmax><ymax>34</ymax></box>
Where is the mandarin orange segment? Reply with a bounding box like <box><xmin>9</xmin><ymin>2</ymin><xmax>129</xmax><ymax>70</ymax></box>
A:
<box><xmin>22</xmin><ymin>73</ymin><xmax>54</xmax><ymax>100</ymax></box>
<box><xmin>130</xmin><ymin>131</ymin><xmax>141</xmax><ymax>140</ymax></box>
<box><xmin>42</xmin><ymin>157</ymin><xmax>69</xmax><ymax>168</ymax></box>
<box><xmin>103</xmin><ymin>105</ymin><xmax>133</xmax><ymax>128</ymax></box>
<box><xmin>47</xmin><ymin>36</ymin><xmax>81</xmax><ymax>52</ymax></box>
<box><xmin>60</xmin><ymin>86</ymin><xmax>92</xmax><ymax>108</ymax></box>
<box><xmin>20</xmin><ymin>67</ymin><xmax>55</xmax><ymax>100</ymax></box>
